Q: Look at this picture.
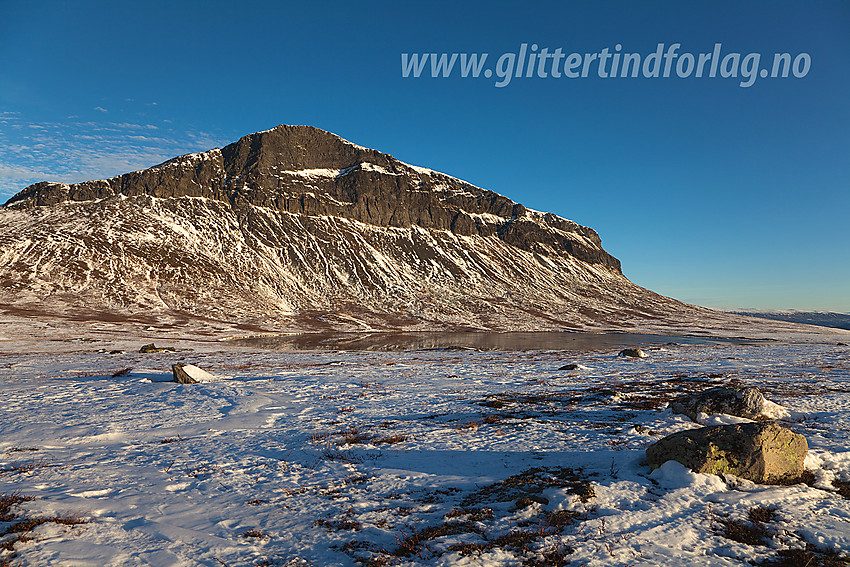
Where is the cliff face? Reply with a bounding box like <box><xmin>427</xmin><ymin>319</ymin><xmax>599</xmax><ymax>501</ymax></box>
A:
<box><xmin>0</xmin><ymin>125</ymin><xmax>719</xmax><ymax>333</ymax></box>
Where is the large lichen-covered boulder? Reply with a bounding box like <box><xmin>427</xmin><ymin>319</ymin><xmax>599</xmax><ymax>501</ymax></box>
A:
<box><xmin>670</xmin><ymin>386</ymin><xmax>788</xmax><ymax>421</ymax></box>
<box><xmin>645</xmin><ymin>422</ymin><xmax>807</xmax><ymax>484</ymax></box>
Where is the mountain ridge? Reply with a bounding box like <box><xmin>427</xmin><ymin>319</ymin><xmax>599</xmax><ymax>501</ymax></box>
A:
<box><xmin>5</xmin><ymin>125</ymin><xmax>621</xmax><ymax>271</ymax></box>
<box><xmin>0</xmin><ymin>124</ymin><xmax>832</xmax><ymax>338</ymax></box>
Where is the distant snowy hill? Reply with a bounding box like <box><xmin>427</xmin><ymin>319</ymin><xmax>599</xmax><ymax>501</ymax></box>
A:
<box><xmin>727</xmin><ymin>310</ymin><xmax>850</xmax><ymax>331</ymax></box>
<box><xmin>0</xmin><ymin>125</ymin><xmax>834</xmax><ymax>336</ymax></box>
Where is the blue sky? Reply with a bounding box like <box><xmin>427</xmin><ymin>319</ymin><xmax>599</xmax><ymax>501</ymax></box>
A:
<box><xmin>1</xmin><ymin>0</ymin><xmax>848</xmax><ymax>312</ymax></box>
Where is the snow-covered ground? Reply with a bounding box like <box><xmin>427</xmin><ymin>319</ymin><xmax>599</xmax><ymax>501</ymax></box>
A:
<box><xmin>0</xmin><ymin>338</ymin><xmax>849</xmax><ymax>566</ymax></box>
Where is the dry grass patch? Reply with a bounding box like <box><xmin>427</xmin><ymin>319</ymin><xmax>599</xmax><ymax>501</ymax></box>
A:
<box><xmin>343</xmin><ymin>469</ymin><xmax>591</xmax><ymax>565</ymax></box>
<box><xmin>314</xmin><ymin>519</ymin><xmax>362</xmax><ymax>532</ymax></box>
<box><xmin>774</xmin><ymin>470</ymin><xmax>818</xmax><ymax>487</ymax></box>
<box><xmin>445</xmin><ymin>541</ymin><xmax>487</xmax><ymax>557</ymax></box>
<box><xmin>339</xmin><ymin>428</ymin><xmax>373</xmax><ymax>446</ymax></box>
<box><xmin>547</xmin><ymin>510</ymin><xmax>581</xmax><ymax>527</ymax></box>
<box><xmin>523</xmin><ymin>543</ymin><xmax>574</xmax><ymax>566</ymax></box>
<box><xmin>748</xmin><ymin>506</ymin><xmax>778</xmax><ymax>524</ymax></box>
<box><xmin>0</xmin><ymin>493</ymin><xmax>34</xmax><ymax>524</ymax></box>
<box><xmin>461</xmin><ymin>467</ymin><xmax>595</xmax><ymax>507</ymax></box>
<box><xmin>477</xmin><ymin>374</ymin><xmax>727</xmax><ymax>416</ymax></box>
<box><xmin>0</xmin><ymin>499</ymin><xmax>88</xmax><ymax>563</ymax></box>
<box><xmin>444</xmin><ymin>507</ymin><xmax>494</xmax><ymax>522</ymax></box>
<box><xmin>325</xmin><ymin>426</ymin><xmax>408</xmax><ymax>447</ymax></box>
<box><xmin>373</xmin><ymin>435</ymin><xmax>407</xmax><ymax>445</ymax></box>
<box><xmin>491</xmin><ymin>528</ymin><xmax>539</xmax><ymax>550</ymax></box>
<box><xmin>714</xmin><ymin>506</ymin><xmax>780</xmax><ymax>547</ymax></box>
<box><xmin>0</xmin><ymin>457</ymin><xmax>55</xmax><ymax>475</ymax></box>
<box><xmin>240</xmin><ymin>528</ymin><xmax>269</xmax><ymax>539</ymax></box>
<box><xmin>2</xmin><ymin>514</ymin><xmax>87</xmax><ymax>536</ymax></box>
<box><xmin>759</xmin><ymin>548</ymin><xmax>850</xmax><ymax>567</ymax></box>
<box><xmin>393</xmin><ymin>522</ymin><xmax>483</xmax><ymax>557</ymax></box>
<box><xmin>717</xmin><ymin>517</ymin><xmax>770</xmax><ymax>546</ymax></box>
<box><xmin>832</xmin><ymin>478</ymin><xmax>850</xmax><ymax>498</ymax></box>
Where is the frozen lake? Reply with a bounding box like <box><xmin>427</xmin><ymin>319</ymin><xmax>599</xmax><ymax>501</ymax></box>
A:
<box><xmin>229</xmin><ymin>331</ymin><xmax>761</xmax><ymax>352</ymax></box>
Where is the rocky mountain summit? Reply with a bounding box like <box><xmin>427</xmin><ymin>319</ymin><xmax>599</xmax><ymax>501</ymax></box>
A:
<box><xmin>0</xmin><ymin>125</ymin><xmax>791</xmax><ymax>335</ymax></box>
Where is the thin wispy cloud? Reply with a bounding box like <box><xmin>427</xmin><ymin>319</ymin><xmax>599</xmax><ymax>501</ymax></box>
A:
<box><xmin>0</xmin><ymin>114</ymin><xmax>230</xmax><ymax>199</ymax></box>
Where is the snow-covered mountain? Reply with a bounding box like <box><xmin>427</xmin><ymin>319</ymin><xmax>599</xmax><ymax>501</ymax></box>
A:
<box><xmin>0</xmin><ymin>125</ymin><xmax>809</xmax><ymax>335</ymax></box>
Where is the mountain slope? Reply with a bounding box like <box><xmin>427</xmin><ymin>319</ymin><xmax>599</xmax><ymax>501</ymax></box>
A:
<box><xmin>727</xmin><ymin>310</ymin><xmax>850</xmax><ymax>331</ymax></box>
<box><xmin>0</xmin><ymin>125</ymin><xmax>815</xmax><ymax>336</ymax></box>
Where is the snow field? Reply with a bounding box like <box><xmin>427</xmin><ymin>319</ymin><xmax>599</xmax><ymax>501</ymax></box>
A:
<box><xmin>0</xmin><ymin>341</ymin><xmax>848</xmax><ymax>566</ymax></box>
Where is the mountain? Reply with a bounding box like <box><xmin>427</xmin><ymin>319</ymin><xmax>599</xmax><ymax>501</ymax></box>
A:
<box><xmin>0</xmin><ymin>125</ymin><xmax>829</xmax><ymax>338</ymax></box>
<box><xmin>727</xmin><ymin>310</ymin><xmax>850</xmax><ymax>331</ymax></box>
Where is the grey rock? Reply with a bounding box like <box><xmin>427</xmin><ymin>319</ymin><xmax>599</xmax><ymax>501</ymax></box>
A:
<box><xmin>670</xmin><ymin>386</ymin><xmax>774</xmax><ymax>421</ymax></box>
<box><xmin>619</xmin><ymin>348</ymin><xmax>647</xmax><ymax>358</ymax></box>
<box><xmin>559</xmin><ymin>363</ymin><xmax>579</xmax><ymax>371</ymax></box>
<box><xmin>171</xmin><ymin>363</ymin><xmax>197</xmax><ymax>384</ymax></box>
<box><xmin>646</xmin><ymin>422</ymin><xmax>807</xmax><ymax>484</ymax></box>
<box><xmin>140</xmin><ymin>343</ymin><xmax>177</xmax><ymax>353</ymax></box>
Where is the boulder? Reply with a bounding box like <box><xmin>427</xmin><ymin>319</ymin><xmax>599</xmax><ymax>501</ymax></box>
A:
<box><xmin>619</xmin><ymin>348</ymin><xmax>647</xmax><ymax>358</ymax></box>
<box><xmin>670</xmin><ymin>386</ymin><xmax>788</xmax><ymax>421</ymax></box>
<box><xmin>171</xmin><ymin>363</ymin><xmax>219</xmax><ymax>384</ymax></box>
<box><xmin>645</xmin><ymin>422</ymin><xmax>807</xmax><ymax>484</ymax></box>
<box><xmin>559</xmin><ymin>363</ymin><xmax>579</xmax><ymax>371</ymax></box>
<box><xmin>140</xmin><ymin>343</ymin><xmax>177</xmax><ymax>353</ymax></box>
<box><xmin>171</xmin><ymin>363</ymin><xmax>197</xmax><ymax>384</ymax></box>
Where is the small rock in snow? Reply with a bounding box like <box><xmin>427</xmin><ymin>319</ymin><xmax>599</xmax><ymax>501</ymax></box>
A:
<box><xmin>140</xmin><ymin>343</ymin><xmax>177</xmax><ymax>353</ymax></box>
<box><xmin>619</xmin><ymin>348</ymin><xmax>647</xmax><ymax>358</ymax></box>
<box><xmin>172</xmin><ymin>363</ymin><xmax>219</xmax><ymax>384</ymax></box>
